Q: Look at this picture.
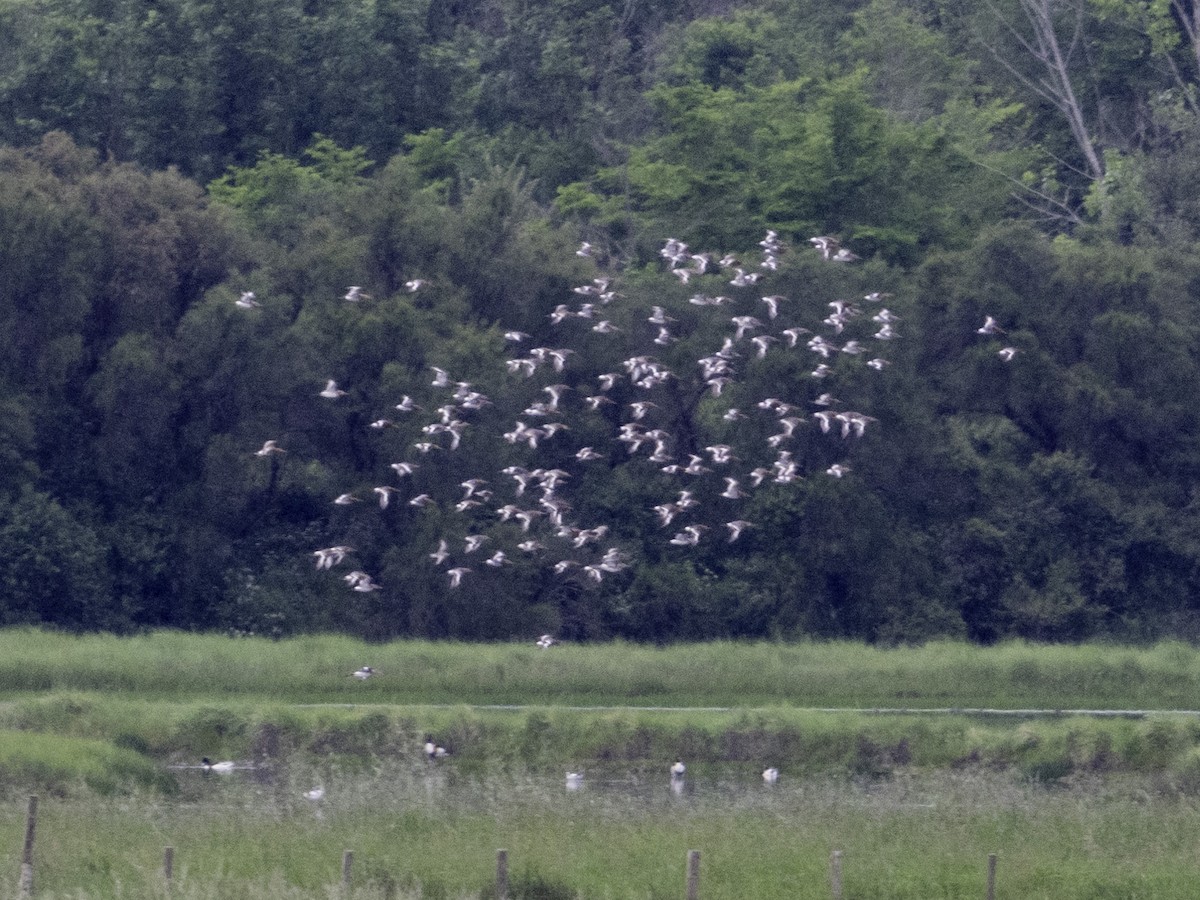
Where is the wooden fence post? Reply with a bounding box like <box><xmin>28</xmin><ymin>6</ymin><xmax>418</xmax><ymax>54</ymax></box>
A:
<box><xmin>986</xmin><ymin>853</ymin><xmax>997</xmax><ymax>900</ymax></box>
<box><xmin>496</xmin><ymin>848</ymin><xmax>508</xmax><ymax>900</ymax></box>
<box><xmin>163</xmin><ymin>846</ymin><xmax>174</xmax><ymax>884</ymax></box>
<box><xmin>341</xmin><ymin>849</ymin><xmax>353</xmax><ymax>892</ymax></box>
<box><xmin>17</xmin><ymin>795</ymin><xmax>37</xmax><ymax>898</ymax></box>
<box><xmin>686</xmin><ymin>849</ymin><xmax>701</xmax><ymax>900</ymax></box>
<box><xmin>830</xmin><ymin>850</ymin><xmax>843</xmax><ymax>900</ymax></box>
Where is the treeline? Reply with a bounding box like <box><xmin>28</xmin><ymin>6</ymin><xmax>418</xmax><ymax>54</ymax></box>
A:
<box><xmin>2</xmin><ymin>0</ymin><xmax>1200</xmax><ymax>643</ymax></box>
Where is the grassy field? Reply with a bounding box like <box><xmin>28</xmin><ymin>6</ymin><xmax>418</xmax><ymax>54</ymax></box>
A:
<box><xmin>1</xmin><ymin>629</ymin><xmax>1200</xmax><ymax>708</ymax></box>
<box><xmin>4</xmin><ymin>772</ymin><xmax>1200</xmax><ymax>899</ymax></box>
<box><xmin>3</xmin><ymin>630</ymin><xmax>1200</xmax><ymax>897</ymax></box>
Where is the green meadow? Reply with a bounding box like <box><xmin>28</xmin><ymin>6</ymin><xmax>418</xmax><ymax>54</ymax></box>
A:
<box><xmin>5</xmin><ymin>631</ymin><xmax>1200</xmax><ymax>897</ymax></box>
<box><xmin>2</xmin><ymin>629</ymin><xmax>1199</xmax><ymax>707</ymax></box>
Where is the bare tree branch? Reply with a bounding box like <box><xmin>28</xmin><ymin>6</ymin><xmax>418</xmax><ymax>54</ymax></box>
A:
<box><xmin>978</xmin><ymin>0</ymin><xmax>1106</xmax><ymax>181</ymax></box>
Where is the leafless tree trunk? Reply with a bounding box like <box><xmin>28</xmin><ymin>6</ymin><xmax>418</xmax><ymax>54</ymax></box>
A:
<box><xmin>981</xmin><ymin>0</ymin><xmax>1106</xmax><ymax>181</ymax></box>
<box><xmin>1171</xmin><ymin>0</ymin><xmax>1200</xmax><ymax>79</ymax></box>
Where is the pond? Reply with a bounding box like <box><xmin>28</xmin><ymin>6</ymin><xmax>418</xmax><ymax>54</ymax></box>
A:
<box><xmin>169</xmin><ymin>757</ymin><xmax>1073</xmax><ymax>824</ymax></box>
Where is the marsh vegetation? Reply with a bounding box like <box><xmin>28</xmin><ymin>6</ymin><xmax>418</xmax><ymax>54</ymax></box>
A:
<box><xmin>3</xmin><ymin>634</ymin><xmax>1200</xmax><ymax>895</ymax></box>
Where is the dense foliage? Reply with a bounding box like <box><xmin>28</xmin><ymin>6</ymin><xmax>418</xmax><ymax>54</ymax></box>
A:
<box><xmin>2</xmin><ymin>0</ymin><xmax>1200</xmax><ymax>642</ymax></box>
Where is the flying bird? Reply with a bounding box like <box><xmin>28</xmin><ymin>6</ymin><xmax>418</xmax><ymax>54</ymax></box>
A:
<box><xmin>254</xmin><ymin>440</ymin><xmax>286</xmax><ymax>457</ymax></box>
<box><xmin>977</xmin><ymin>316</ymin><xmax>1006</xmax><ymax>335</ymax></box>
<box><xmin>726</xmin><ymin>520</ymin><xmax>754</xmax><ymax>542</ymax></box>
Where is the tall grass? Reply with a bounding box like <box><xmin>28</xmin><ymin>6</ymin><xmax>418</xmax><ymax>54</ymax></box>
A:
<box><xmin>2</xmin><ymin>630</ymin><xmax>1200</xmax><ymax>708</ymax></box>
<box><xmin>5</xmin><ymin>773</ymin><xmax>1200</xmax><ymax>899</ymax></box>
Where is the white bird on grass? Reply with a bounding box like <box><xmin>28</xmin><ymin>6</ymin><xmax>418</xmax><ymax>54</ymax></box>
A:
<box><xmin>424</xmin><ymin>735</ymin><xmax>450</xmax><ymax>759</ymax></box>
<box><xmin>201</xmin><ymin>758</ymin><xmax>236</xmax><ymax>773</ymax></box>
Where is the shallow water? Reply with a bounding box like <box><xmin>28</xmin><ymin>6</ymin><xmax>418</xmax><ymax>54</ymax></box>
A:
<box><xmin>168</xmin><ymin>759</ymin><xmax>1150</xmax><ymax>825</ymax></box>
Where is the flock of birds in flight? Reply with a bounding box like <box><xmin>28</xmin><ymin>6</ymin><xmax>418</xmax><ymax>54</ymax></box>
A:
<box><xmin>247</xmin><ymin>230</ymin><xmax>1017</xmax><ymax>640</ymax></box>
<box><xmin>231</xmin><ymin>240</ymin><xmax>1018</xmax><ymax>797</ymax></box>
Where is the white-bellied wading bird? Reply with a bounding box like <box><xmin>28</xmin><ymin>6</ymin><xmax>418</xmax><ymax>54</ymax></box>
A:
<box><xmin>344</xmin><ymin>286</ymin><xmax>371</xmax><ymax>302</ymax></box>
<box><xmin>762</xmin><ymin>767</ymin><xmax>779</xmax><ymax>784</ymax></box>
<box><xmin>809</xmin><ymin>236</ymin><xmax>839</xmax><ymax>259</ymax></box>
<box><xmin>304</xmin><ymin>786</ymin><xmax>325</xmax><ymax>801</ymax></box>
<box><xmin>313</xmin><ymin>546</ymin><xmax>353</xmax><ymax>570</ymax></box>
<box><xmin>254</xmin><ymin>440</ymin><xmax>286</xmax><ymax>457</ymax></box>
<box><xmin>235</xmin><ymin>291</ymin><xmax>261</xmax><ymax>309</ymax></box>
<box><xmin>350</xmin><ymin>573</ymin><xmax>382</xmax><ymax>592</ymax></box>
<box><xmin>998</xmin><ymin>346</ymin><xmax>1019</xmax><ymax>362</ymax></box>
<box><xmin>353</xmin><ymin>666</ymin><xmax>375</xmax><ymax>680</ymax></box>
<box><xmin>671</xmin><ymin>759</ymin><xmax>686</xmax><ymax>779</ymax></box>
<box><xmin>446</xmin><ymin>567</ymin><xmax>471</xmax><ymax>587</ymax></box>
<box><xmin>319</xmin><ymin>380</ymin><xmax>348</xmax><ymax>399</ymax></box>
<box><xmin>725</xmin><ymin>520</ymin><xmax>754</xmax><ymax>542</ymax></box>
<box><xmin>977</xmin><ymin>316</ymin><xmax>1005</xmax><ymax>335</ymax></box>
<box><xmin>201</xmin><ymin>758</ymin><xmax>235</xmax><ymax>773</ymax></box>
<box><xmin>424</xmin><ymin>735</ymin><xmax>449</xmax><ymax>759</ymax></box>
<box><xmin>373</xmin><ymin>486</ymin><xmax>399</xmax><ymax>508</ymax></box>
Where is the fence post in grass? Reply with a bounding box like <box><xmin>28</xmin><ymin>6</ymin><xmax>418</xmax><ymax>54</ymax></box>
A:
<box><xmin>341</xmin><ymin>850</ymin><xmax>353</xmax><ymax>892</ymax></box>
<box><xmin>686</xmin><ymin>849</ymin><xmax>700</xmax><ymax>900</ymax></box>
<box><xmin>17</xmin><ymin>795</ymin><xmax>37</xmax><ymax>898</ymax></box>
<box><xmin>829</xmin><ymin>850</ymin><xmax>843</xmax><ymax>900</ymax></box>
<box><xmin>163</xmin><ymin>846</ymin><xmax>174</xmax><ymax>885</ymax></box>
<box><xmin>986</xmin><ymin>853</ymin><xmax>997</xmax><ymax>900</ymax></box>
<box><xmin>496</xmin><ymin>849</ymin><xmax>508</xmax><ymax>900</ymax></box>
